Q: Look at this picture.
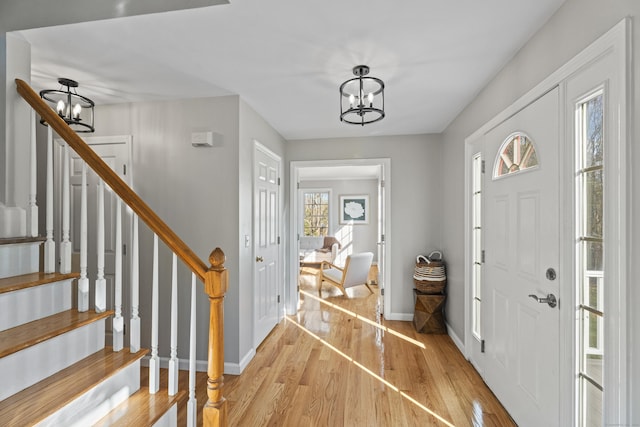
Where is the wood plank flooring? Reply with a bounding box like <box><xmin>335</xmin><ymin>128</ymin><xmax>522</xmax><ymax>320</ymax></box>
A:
<box><xmin>167</xmin><ymin>273</ymin><xmax>516</xmax><ymax>426</ymax></box>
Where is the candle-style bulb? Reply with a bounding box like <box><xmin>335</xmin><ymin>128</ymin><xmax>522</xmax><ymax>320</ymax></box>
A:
<box><xmin>72</xmin><ymin>104</ymin><xmax>82</xmax><ymax>120</ymax></box>
<box><xmin>56</xmin><ymin>100</ymin><xmax>65</xmax><ymax>115</ymax></box>
<box><xmin>367</xmin><ymin>92</ymin><xmax>374</xmax><ymax>106</ymax></box>
<box><xmin>349</xmin><ymin>94</ymin><xmax>355</xmax><ymax>108</ymax></box>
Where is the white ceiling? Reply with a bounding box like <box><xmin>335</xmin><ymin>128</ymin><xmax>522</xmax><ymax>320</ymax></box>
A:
<box><xmin>16</xmin><ymin>0</ymin><xmax>565</xmax><ymax>141</ymax></box>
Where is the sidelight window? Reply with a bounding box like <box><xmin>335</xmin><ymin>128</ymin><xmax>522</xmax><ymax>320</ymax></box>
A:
<box><xmin>575</xmin><ymin>90</ymin><xmax>604</xmax><ymax>427</ymax></box>
<box><xmin>471</xmin><ymin>153</ymin><xmax>483</xmax><ymax>340</ymax></box>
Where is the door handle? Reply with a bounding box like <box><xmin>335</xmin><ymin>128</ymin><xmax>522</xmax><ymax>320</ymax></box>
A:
<box><xmin>528</xmin><ymin>293</ymin><xmax>557</xmax><ymax>308</ymax></box>
<box><xmin>256</xmin><ymin>256</ymin><xmax>264</xmax><ymax>262</ymax></box>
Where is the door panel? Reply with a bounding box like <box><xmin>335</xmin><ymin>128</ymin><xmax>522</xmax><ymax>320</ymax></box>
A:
<box><xmin>482</xmin><ymin>87</ymin><xmax>560</xmax><ymax>426</ymax></box>
<box><xmin>254</xmin><ymin>144</ymin><xmax>281</xmax><ymax>347</ymax></box>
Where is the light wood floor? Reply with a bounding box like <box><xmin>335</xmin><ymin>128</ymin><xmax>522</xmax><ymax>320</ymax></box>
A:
<box><xmin>158</xmin><ymin>272</ymin><xmax>516</xmax><ymax>426</ymax></box>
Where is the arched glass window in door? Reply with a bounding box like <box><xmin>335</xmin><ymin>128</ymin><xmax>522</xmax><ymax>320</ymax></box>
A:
<box><xmin>493</xmin><ymin>132</ymin><xmax>539</xmax><ymax>179</ymax></box>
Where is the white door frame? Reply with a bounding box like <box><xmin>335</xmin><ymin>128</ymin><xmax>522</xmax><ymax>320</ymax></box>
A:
<box><xmin>463</xmin><ymin>19</ymin><xmax>629</xmax><ymax>426</ymax></box>
<box><xmin>288</xmin><ymin>158</ymin><xmax>391</xmax><ymax>316</ymax></box>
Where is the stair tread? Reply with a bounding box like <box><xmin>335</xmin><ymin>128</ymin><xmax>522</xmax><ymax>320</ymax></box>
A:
<box><xmin>0</xmin><ymin>236</ymin><xmax>46</xmax><ymax>246</ymax></box>
<box><xmin>0</xmin><ymin>309</ymin><xmax>113</xmax><ymax>358</ymax></box>
<box><xmin>94</xmin><ymin>387</ymin><xmax>188</xmax><ymax>427</ymax></box>
<box><xmin>0</xmin><ymin>271</ymin><xmax>80</xmax><ymax>295</ymax></box>
<box><xmin>0</xmin><ymin>347</ymin><xmax>148</xmax><ymax>426</ymax></box>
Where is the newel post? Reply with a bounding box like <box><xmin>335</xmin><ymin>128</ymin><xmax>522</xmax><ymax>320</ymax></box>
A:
<box><xmin>203</xmin><ymin>248</ymin><xmax>228</xmax><ymax>427</ymax></box>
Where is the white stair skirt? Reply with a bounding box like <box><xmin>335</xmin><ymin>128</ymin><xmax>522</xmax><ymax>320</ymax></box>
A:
<box><xmin>0</xmin><ymin>320</ymin><xmax>105</xmax><ymax>401</ymax></box>
<box><xmin>0</xmin><ymin>278</ymin><xmax>73</xmax><ymax>331</ymax></box>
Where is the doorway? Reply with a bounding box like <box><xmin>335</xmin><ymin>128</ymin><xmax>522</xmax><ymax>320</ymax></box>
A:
<box><xmin>55</xmin><ymin>135</ymin><xmax>132</xmax><ymax>345</ymax></box>
<box><xmin>288</xmin><ymin>158</ymin><xmax>390</xmax><ymax>317</ymax></box>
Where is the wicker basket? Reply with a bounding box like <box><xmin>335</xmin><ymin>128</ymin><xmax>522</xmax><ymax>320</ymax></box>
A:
<box><xmin>414</xmin><ymin>278</ymin><xmax>447</xmax><ymax>294</ymax></box>
<box><xmin>413</xmin><ymin>253</ymin><xmax>446</xmax><ymax>294</ymax></box>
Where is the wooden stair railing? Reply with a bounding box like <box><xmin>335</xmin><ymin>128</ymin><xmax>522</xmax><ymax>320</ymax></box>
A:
<box><xmin>15</xmin><ymin>78</ymin><xmax>228</xmax><ymax>427</ymax></box>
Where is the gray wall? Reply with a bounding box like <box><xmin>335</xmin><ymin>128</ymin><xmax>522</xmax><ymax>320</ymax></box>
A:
<box><xmin>89</xmin><ymin>95</ymin><xmax>286</xmax><ymax>368</ymax></box>
<box><xmin>92</xmin><ymin>96</ymin><xmax>240</xmax><ymax>363</ymax></box>
<box><xmin>287</xmin><ymin>134</ymin><xmax>442</xmax><ymax>318</ymax></box>
<box><xmin>299</xmin><ymin>178</ymin><xmax>379</xmax><ymax>259</ymax></box>
<box><xmin>238</xmin><ymin>99</ymin><xmax>286</xmax><ymax>364</ymax></box>
<box><xmin>439</xmin><ymin>0</ymin><xmax>640</xmax><ymax>417</ymax></box>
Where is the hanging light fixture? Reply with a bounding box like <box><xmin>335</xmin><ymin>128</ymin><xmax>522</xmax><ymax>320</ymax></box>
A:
<box><xmin>39</xmin><ymin>78</ymin><xmax>95</xmax><ymax>133</ymax></box>
<box><xmin>339</xmin><ymin>65</ymin><xmax>385</xmax><ymax>126</ymax></box>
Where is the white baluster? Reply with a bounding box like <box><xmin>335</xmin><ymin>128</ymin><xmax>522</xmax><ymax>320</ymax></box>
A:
<box><xmin>77</xmin><ymin>161</ymin><xmax>89</xmax><ymax>312</ymax></box>
<box><xmin>113</xmin><ymin>198</ymin><xmax>124</xmax><ymax>351</ymax></box>
<box><xmin>60</xmin><ymin>143</ymin><xmax>71</xmax><ymax>273</ymax></box>
<box><xmin>27</xmin><ymin>110</ymin><xmax>38</xmax><ymax>237</ymax></box>
<box><xmin>168</xmin><ymin>253</ymin><xmax>179</xmax><ymax>396</ymax></box>
<box><xmin>130</xmin><ymin>214</ymin><xmax>140</xmax><ymax>353</ymax></box>
<box><xmin>149</xmin><ymin>234</ymin><xmax>160</xmax><ymax>394</ymax></box>
<box><xmin>187</xmin><ymin>273</ymin><xmax>197</xmax><ymax>427</ymax></box>
<box><xmin>44</xmin><ymin>127</ymin><xmax>55</xmax><ymax>273</ymax></box>
<box><xmin>95</xmin><ymin>179</ymin><xmax>106</xmax><ymax>313</ymax></box>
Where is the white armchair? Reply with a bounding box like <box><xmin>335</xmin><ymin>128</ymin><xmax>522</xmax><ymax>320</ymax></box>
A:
<box><xmin>318</xmin><ymin>252</ymin><xmax>374</xmax><ymax>296</ymax></box>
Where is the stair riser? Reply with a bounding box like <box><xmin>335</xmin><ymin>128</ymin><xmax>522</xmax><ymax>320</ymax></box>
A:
<box><xmin>0</xmin><ymin>242</ymin><xmax>40</xmax><ymax>279</ymax></box>
<box><xmin>151</xmin><ymin>405</ymin><xmax>178</xmax><ymax>427</ymax></box>
<box><xmin>0</xmin><ymin>279</ymin><xmax>72</xmax><ymax>332</ymax></box>
<box><xmin>38</xmin><ymin>360</ymin><xmax>141</xmax><ymax>427</ymax></box>
<box><xmin>0</xmin><ymin>320</ymin><xmax>105</xmax><ymax>401</ymax></box>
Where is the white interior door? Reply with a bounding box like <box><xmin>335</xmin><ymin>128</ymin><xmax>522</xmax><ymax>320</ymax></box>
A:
<box><xmin>58</xmin><ymin>136</ymin><xmax>131</xmax><ymax>344</ymax></box>
<box><xmin>254</xmin><ymin>143</ymin><xmax>281</xmax><ymax>347</ymax></box>
<box><xmin>481</xmin><ymin>87</ymin><xmax>560</xmax><ymax>426</ymax></box>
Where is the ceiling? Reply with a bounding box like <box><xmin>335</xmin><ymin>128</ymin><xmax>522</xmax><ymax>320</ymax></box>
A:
<box><xmin>16</xmin><ymin>0</ymin><xmax>565</xmax><ymax>141</ymax></box>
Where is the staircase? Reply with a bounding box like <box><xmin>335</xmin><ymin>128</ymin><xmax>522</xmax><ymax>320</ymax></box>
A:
<box><xmin>0</xmin><ymin>80</ymin><xmax>229</xmax><ymax>426</ymax></box>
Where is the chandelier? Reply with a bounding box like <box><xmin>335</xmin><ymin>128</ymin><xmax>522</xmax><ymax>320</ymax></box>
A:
<box><xmin>40</xmin><ymin>78</ymin><xmax>95</xmax><ymax>133</ymax></box>
<box><xmin>339</xmin><ymin>65</ymin><xmax>385</xmax><ymax>126</ymax></box>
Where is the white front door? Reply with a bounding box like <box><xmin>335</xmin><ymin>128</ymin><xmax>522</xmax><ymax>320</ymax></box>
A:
<box><xmin>254</xmin><ymin>143</ymin><xmax>281</xmax><ymax>347</ymax></box>
<box><xmin>482</xmin><ymin>87</ymin><xmax>560</xmax><ymax>426</ymax></box>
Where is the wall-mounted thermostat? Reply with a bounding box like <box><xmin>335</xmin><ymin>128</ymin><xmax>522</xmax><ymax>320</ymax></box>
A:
<box><xmin>191</xmin><ymin>131</ymin><xmax>213</xmax><ymax>147</ymax></box>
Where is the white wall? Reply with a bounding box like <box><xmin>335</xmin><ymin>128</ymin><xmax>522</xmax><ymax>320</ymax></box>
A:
<box><xmin>299</xmin><ymin>178</ymin><xmax>379</xmax><ymax>259</ymax></box>
<box><xmin>440</xmin><ymin>0</ymin><xmax>640</xmax><ymax>419</ymax></box>
<box><xmin>287</xmin><ymin>134</ymin><xmax>442</xmax><ymax>318</ymax></box>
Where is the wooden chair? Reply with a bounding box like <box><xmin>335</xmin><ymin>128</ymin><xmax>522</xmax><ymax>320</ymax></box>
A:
<box><xmin>318</xmin><ymin>252</ymin><xmax>374</xmax><ymax>296</ymax></box>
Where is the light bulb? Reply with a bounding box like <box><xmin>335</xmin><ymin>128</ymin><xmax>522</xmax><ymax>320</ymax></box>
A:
<box><xmin>72</xmin><ymin>104</ymin><xmax>82</xmax><ymax>120</ymax></box>
<box><xmin>368</xmin><ymin>93</ymin><xmax>374</xmax><ymax>106</ymax></box>
<box><xmin>56</xmin><ymin>100</ymin><xmax>65</xmax><ymax>115</ymax></box>
<box><xmin>349</xmin><ymin>94</ymin><xmax>355</xmax><ymax>108</ymax></box>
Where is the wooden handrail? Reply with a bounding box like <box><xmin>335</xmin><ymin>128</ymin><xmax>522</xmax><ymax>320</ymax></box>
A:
<box><xmin>15</xmin><ymin>78</ymin><xmax>208</xmax><ymax>281</ymax></box>
<box><xmin>17</xmin><ymin>78</ymin><xmax>228</xmax><ymax>426</ymax></box>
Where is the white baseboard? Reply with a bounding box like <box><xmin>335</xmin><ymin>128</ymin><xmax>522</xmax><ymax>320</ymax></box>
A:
<box><xmin>141</xmin><ymin>355</ymin><xmax>208</xmax><ymax>373</ymax></box>
<box><xmin>141</xmin><ymin>347</ymin><xmax>257</xmax><ymax>376</ymax></box>
<box><xmin>224</xmin><ymin>348</ymin><xmax>256</xmax><ymax>375</ymax></box>
<box><xmin>446</xmin><ymin>322</ymin><xmax>465</xmax><ymax>355</ymax></box>
<box><xmin>384</xmin><ymin>312</ymin><xmax>414</xmax><ymax>321</ymax></box>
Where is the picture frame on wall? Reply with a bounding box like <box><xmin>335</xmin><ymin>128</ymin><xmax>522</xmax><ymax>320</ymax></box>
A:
<box><xmin>339</xmin><ymin>195</ymin><xmax>369</xmax><ymax>224</ymax></box>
